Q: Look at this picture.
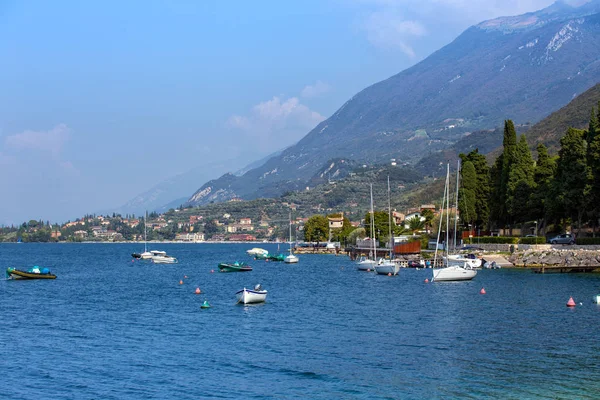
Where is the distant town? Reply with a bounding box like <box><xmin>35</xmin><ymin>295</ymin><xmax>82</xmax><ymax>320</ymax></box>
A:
<box><xmin>0</xmin><ymin>203</ymin><xmax>436</xmax><ymax>244</ymax></box>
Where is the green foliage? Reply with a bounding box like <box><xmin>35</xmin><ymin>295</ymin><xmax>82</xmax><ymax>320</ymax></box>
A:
<box><xmin>365</xmin><ymin>211</ymin><xmax>394</xmax><ymax>241</ymax></box>
<box><xmin>458</xmin><ymin>160</ymin><xmax>477</xmax><ymax>226</ymax></box>
<box><xmin>465</xmin><ymin>236</ymin><xmax>519</xmax><ymax>244</ymax></box>
<box><xmin>575</xmin><ymin>237</ymin><xmax>600</xmax><ymax>245</ymax></box>
<box><xmin>304</xmin><ymin>215</ymin><xmax>329</xmax><ymax>242</ymax></box>
<box><xmin>460</xmin><ymin>149</ymin><xmax>490</xmax><ymax>227</ymax></box>
<box><xmin>518</xmin><ymin>236</ymin><xmax>546</xmax><ymax>244</ymax></box>
<box><xmin>555</xmin><ymin>128</ymin><xmax>588</xmax><ymax>228</ymax></box>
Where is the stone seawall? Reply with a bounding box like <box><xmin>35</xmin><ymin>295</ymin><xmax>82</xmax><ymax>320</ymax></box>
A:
<box><xmin>509</xmin><ymin>248</ymin><xmax>600</xmax><ymax>267</ymax></box>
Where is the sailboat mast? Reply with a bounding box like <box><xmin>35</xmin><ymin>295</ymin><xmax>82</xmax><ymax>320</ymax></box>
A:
<box><xmin>289</xmin><ymin>211</ymin><xmax>292</xmax><ymax>251</ymax></box>
<box><xmin>445</xmin><ymin>164</ymin><xmax>450</xmax><ymax>264</ymax></box>
<box><xmin>387</xmin><ymin>176</ymin><xmax>392</xmax><ymax>260</ymax></box>
<box><xmin>433</xmin><ymin>164</ymin><xmax>449</xmax><ymax>268</ymax></box>
<box><xmin>370</xmin><ymin>183</ymin><xmax>375</xmax><ymax>260</ymax></box>
<box><xmin>144</xmin><ymin>210</ymin><xmax>148</xmax><ymax>253</ymax></box>
<box><xmin>453</xmin><ymin>160</ymin><xmax>460</xmax><ymax>252</ymax></box>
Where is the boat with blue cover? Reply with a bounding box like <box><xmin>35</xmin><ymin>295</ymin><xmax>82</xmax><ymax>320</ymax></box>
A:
<box><xmin>6</xmin><ymin>266</ymin><xmax>56</xmax><ymax>280</ymax></box>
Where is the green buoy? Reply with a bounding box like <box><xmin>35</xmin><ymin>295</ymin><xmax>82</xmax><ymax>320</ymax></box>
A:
<box><xmin>201</xmin><ymin>300</ymin><xmax>211</xmax><ymax>309</ymax></box>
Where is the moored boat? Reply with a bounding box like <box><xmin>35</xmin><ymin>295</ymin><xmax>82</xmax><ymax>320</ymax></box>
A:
<box><xmin>236</xmin><ymin>284</ymin><xmax>267</xmax><ymax>304</ymax></box>
<box><xmin>6</xmin><ymin>266</ymin><xmax>56</xmax><ymax>280</ymax></box>
<box><xmin>218</xmin><ymin>262</ymin><xmax>253</xmax><ymax>272</ymax></box>
<box><xmin>151</xmin><ymin>255</ymin><xmax>178</xmax><ymax>264</ymax></box>
<box><xmin>433</xmin><ymin>264</ymin><xmax>477</xmax><ymax>281</ymax></box>
<box><xmin>247</xmin><ymin>247</ymin><xmax>269</xmax><ymax>257</ymax></box>
<box><xmin>374</xmin><ymin>259</ymin><xmax>400</xmax><ymax>275</ymax></box>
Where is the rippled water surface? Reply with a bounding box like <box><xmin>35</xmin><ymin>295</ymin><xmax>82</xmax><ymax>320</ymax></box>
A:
<box><xmin>2</xmin><ymin>243</ymin><xmax>600</xmax><ymax>399</ymax></box>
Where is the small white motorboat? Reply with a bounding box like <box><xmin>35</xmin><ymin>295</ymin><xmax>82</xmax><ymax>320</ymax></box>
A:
<box><xmin>236</xmin><ymin>284</ymin><xmax>268</xmax><ymax>304</ymax></box>
<box><xmin>284</xmin><ymin>253</ymin><xmax>299</xmax><ymax>263</ymax></box>
<box><xmin>151</xmin><ymin>254</ymin><xmax>178</xmax><ymax>264</ymax></box>
<box><xmin>246</xmin><ymin>248</ymin><xmax>268</xmax><ymax>256</ymax></box>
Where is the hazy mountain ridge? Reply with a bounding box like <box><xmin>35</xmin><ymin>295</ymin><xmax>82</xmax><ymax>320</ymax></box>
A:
<box><xmin>185</xmin><ymin>2</ymin><xmax>600</xmax><ymax>207</ymax></box>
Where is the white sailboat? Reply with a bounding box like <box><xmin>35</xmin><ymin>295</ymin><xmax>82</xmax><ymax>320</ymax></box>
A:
<box><xmin>284</xmin><ymin>212</ymin><xmax>299</xmax><ymax>264</ymax></box>
<box><xmin>132</xmin><ymin>211</ymin><xmax>153</xmax><ymax>259</ymax></box>
<box><xmin>432</xmin><ymin>162</ymin><xmax>477</xmax><ymax>282</ymax></box>
<box><xmin>358</xmin><ymin>184</ymin><xmax>378</xmax><ymax>271</ymax></box>
<box><xmin>375</xmin><ymin>176</ymin><xmax>400</xmax><ymax>275</ymax></box>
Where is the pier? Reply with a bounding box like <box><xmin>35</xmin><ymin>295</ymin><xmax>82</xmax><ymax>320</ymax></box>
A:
<box><xmin>529</xmin><ymin>264</ymin><xmax>600</xmax><ymax>274</ymax></box>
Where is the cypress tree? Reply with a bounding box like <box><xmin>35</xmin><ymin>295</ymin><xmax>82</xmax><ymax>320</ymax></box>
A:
<box><xmin>528</xmin><ymin>143</ymin><xmax>556</xmax><ymax>227</ymax></box>
<box><xmin>497</xmin><ymin>120</ymin><xmax>518</xmax><ymax>228</ymax></box>
<box><xmin>458</xmin><ymin>161</ymin><xmax>477</xmax><ymax>228</ymax></box>
<box><xmin>586</xmin><ymin>106</ymin><xmax>600</xmax><ymax>231</ymax></box>
<box><xmin>460</xmin><ymin>149</ymin><xmax>490</xmax><ymax>229</ymax></box>
<box><xmin>555</xmin><ymin>128</ymin><xmax>588</xmax><ymax>233</ymax></box>
<box><xmin>507</xmin><ymin>135</ymin><xmax>535</xmax><ymax>223</ymax></box>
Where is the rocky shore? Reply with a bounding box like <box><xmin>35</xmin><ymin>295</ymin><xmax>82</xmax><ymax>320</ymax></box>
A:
<box><xmin>509</xmin><ymin>249</ymin><xmax>600</xmax><ymax>267</ymax></box>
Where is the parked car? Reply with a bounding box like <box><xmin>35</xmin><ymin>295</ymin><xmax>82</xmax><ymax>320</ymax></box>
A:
<box><xmin>548</xmin><ymin>233</ymin><xmax>575</xmax><ymax>245</ymax></box>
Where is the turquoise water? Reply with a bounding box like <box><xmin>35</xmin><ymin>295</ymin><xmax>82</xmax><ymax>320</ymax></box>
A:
<box><xmin>2</xmin><ymin>243</ymin><xmax>600</xmax><ymax>399</ymax></box>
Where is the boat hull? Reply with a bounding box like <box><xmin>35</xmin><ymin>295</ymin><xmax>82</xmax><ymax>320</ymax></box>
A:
<box><xmin>218</xmin><ymin>263</ymin><xmax>253</xmax><ymax>272</ymax></box>
<box><xmin>374</xmin><ymin>262</ymin><xmax>400</xmax><ymax>275</ymax></box>
<box><xmin>151</xmin><ymin>256</ymin><xmax>178</xmax><ymax>264</ymax></box>
<box><xmin>433</xmin><ymin>266</ymin><xmax>477</xmax><ymax>281</ymax></box>
<box><xmin>357</xmin><ymin>259</ymin><xmax>377</xmax><ymax>271</ymax></box>
<box><xmin>236</xmin><ymin>288</ymin><xmax>267</xmax><ymax>304</ymax></box>
<box><xmin>284</xmin><ymin>255</ymin><xmax>299</xmax><ymax>263</ymax></box>
<box><xmin>6</xmin><ymin>268</ymin><xmax>56</xmax><ymax>280</ymax></box>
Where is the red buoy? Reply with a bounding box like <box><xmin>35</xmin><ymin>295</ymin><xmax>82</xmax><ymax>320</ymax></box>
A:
<box><xmin>480</xmin><ymin>288</ymin><xmax>486</xmax><ymax>295</ymax></box>
<box><xmin>388</xmin><ymin>272</ymin><xmax>392</xmax><ymax>276</ymax></box>
<box><xmin>567</xmin><ymin>296</ymin><xmax>576</xmax><ymax>307</ymax></box>
<box><xmin>424</xmin><ymin>278</ymin><xmax>429</xmax><ymax>283</ymax></box>
<box><xmin>195</xmin><ymin>287</ymin><xmax>201</xmax><ymax>294</ymax></box>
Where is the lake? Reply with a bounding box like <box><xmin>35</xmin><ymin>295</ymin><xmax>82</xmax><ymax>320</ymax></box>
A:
<box><xmin>2</xmin><ymin>243</ymin><xmax>600</xmax><ymax>399</ymax></box>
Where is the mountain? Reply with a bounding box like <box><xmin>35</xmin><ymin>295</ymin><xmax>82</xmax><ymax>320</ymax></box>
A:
<box><xmin>525</xmin><ymin>82</ymin><xmax>600</xmax><ymax>151</ymax></box>
<box><xmin>186</xmin><ymin>1</ymin><xmax>600</xmax><ymax>207</ymax></box>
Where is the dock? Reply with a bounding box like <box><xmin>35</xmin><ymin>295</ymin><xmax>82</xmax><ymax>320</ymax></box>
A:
<box><xmin>529</xmin><ymin>264</ymin><xmax>600</xmax><ymax>274</ymax></box>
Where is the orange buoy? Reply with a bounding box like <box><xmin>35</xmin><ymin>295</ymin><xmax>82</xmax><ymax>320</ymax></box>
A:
<box><xmin>195</xmin><ymin>287</ymin><xmax>201</xmax><ymax>294</ymax></box>
<box><xmin>480</xmin><ymin>288</ymin><xmax>486</xmax><ymax>295</ymax></box>
<box><xmin>567</xmin><ymin>296</ymin><xmax>576</xmax><ymax>307</ymax></box>
<box><xmin>179</xmin><ymin>280</ymin><xmax>183</xmax><ymax>285</ymax></box>
<box><xmin>424</xmin><ymin>278</ymin><xmax>429</xmax><ymax>283</ymax></box>
<box><xmin>388</xmin><ymin>272</ymin><xmax>392</xmax><ymax>276</ymax></box>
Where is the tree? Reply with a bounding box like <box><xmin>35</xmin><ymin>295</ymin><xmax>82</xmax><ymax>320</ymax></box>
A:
<box><xmin>499</xmin><ymin>120</ymin><xmax>518</xmax><ymax>228</ymax></box>
<box><xmin>555</xmin><ymin>128</ymin><xmax>588</xmax><ymax>233</ymax></box>
<box><xmin>420</xmin><ymin>209</ymin><xmax>434</xmax><ymax>233</ymax></box>
<box><xmin>506</xmin><ymin>135</ymin><xmax>535</xmax><ymax>223</ymax></box>
<box><xmin>528</xmin><ymin>143</ymin><xmax>556</xmax><ymax>230</ymax></box>
<box><xmin>458</xmin><ymin>161</ymin><xmax>477</xmax><ymax>228</ymax></box>
<box><xmin>203</xmin><ymin>220</ymin><xmax>219</xmax><ymax>237</ymax></box>
<box><xmin>587</xmin><ymin>107</ymin><xmax>600</xmax><ymax>231</ymax></box>
<box><xmin>407</xmin><ymin>216</ymin><xmax>425</xmax><ymax>234</ymax></box>
<box><xmin>304</xmin><ymin>215</ymin><xmax>329</xmax><ymax>242</ymax></box>
<box><xmin>365</xmin><ymin>211</ymin><xmax>392</xmax><ymax>241</ymax></box>
<box><xmin>460</xmin><ymin>149</ymin><xmax>490</xmax><ymax>228</ymax></box>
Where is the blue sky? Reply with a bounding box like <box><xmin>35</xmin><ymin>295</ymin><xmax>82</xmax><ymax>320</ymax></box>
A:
<box><xmin>0</xmin><ymin>0</ymin><xmax>560</xmax><ymax>225</ymax></box>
